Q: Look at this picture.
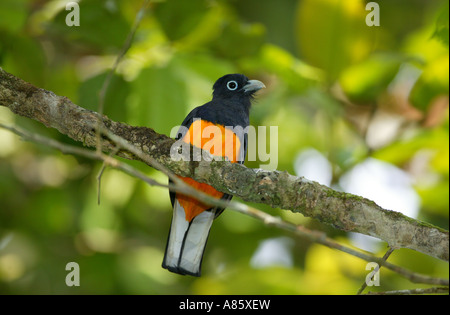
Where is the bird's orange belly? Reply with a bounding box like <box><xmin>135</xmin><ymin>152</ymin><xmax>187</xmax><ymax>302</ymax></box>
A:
<box><xmin>175</xmin><ymin>119</ymin><xmax>241</xmax><ymax>222</ymax></box>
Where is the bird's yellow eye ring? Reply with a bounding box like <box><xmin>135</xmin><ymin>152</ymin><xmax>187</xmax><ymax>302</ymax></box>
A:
<box><xmin>227</xmin><ymin>80</ymin><xmax>238</xmax><ymax>91</ymax></box>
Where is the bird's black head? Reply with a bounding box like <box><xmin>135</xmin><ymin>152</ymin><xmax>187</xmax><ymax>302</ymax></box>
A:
<box><xmin>212</xmin><ymin>74</ymin><xmax>265</xmax><ymax>100</ymax></box>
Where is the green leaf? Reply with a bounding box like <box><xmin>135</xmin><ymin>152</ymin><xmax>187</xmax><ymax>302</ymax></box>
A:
<box><xmin>0</xmin><ymin>34</ymin><xmax>46</xmax><ymax>86</ymax></box>
<box><xmin>129</xmin><ymin>62</ymin><xmax>187</xmax><ymax>136</ymax></box>
<box><xmin>78</xmin><ymin>73</ymin><xmax>131</xmax><ymax>123</ymax></box>
<box><xmin>211</xmin><ymin>21</ymin><xmax>266</xmax><ymax>59</ymax></box>
<box><xmin>175</xmin><ymin>52</ymin><xmax>236</xmax><ymax>82</ymax></box>
<box><xmin>153</xmin><ymin>0</ymin><xmax>209</xmax><ymax>41</ymax></box>
<box><xmin>340</xmin><ymin>54</ymin><xmax>403</xmax><ymax>103</ymax></box>
<box><xmin>433</xmin><ymin>2</ymin><xmax>449</xmax><ymax>47</ymax></box>
<box><xmin>418</xmin><ymin>181</ymin><xmax>449</xmax><ymax>216</ymax></box>
<box><xmin>295</xmin><ymin>0</ymin><xmax>377</xmax><ymax>80</ymax></box>
<box><xmin>232</xmin><ymin>0</ymin><xmax>299</xmax><ymax>53</ymax></box>
<box><xmin>409</xmin><ymin>55</ymin><xmax>449</xmax><ymax>111</ymax></box>
<box><xmin>48</xmin><ymin>0</ymin><xmax>130</xmax><ymax>49</ymax></box>
<box><xmin>0</xmin><ymin>0</ymin><xmax>27</xmax><ymax>33</ymax></box>
<box><xmin>374</xmin><ymin>127</ymin><xmax>449</xmax><ymax>172</ymax></box>
<box><xmin>250</xmin><ymin>44</ymin><xmax>323</xmax><ymax>93</ymax></box>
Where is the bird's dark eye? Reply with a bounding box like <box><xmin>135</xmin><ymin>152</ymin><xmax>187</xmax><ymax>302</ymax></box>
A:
<box><xmin>227</xmin><ymin>80</ymin><xmax>238</xmax><ymax>91</ymax></box>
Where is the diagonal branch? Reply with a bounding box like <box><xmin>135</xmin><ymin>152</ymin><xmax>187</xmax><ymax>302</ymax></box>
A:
<box><xmin>0</xmin><ymin>67</ymin><xmax>448</xmax><ymax>262</ymax></box>
<box><xmin>2</xmin><ymin>122</ymin><xmax>447</xmax><ymax>286</ymax></box>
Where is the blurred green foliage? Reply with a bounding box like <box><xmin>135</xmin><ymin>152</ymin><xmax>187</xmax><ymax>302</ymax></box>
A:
<box><xmin>0</xmin><ymin>0</ymin><xmax>448</xmax><ymax>294</ymax></box>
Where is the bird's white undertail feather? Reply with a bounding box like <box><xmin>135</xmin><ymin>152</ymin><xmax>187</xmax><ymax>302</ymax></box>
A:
<box><xmin>163</xmin><ymin>200</ymin><xmax>189</xmax><ymax>268</ymax></box>
<box><xmin>163</xmin><ymin>199</ymin><xmax>215</xmax><ymax>276</ymax></box>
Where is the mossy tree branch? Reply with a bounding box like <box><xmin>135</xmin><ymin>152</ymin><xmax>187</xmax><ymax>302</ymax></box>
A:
<box><xmin>1</xmin><ymin>67</ymin><xmax>448</xmax><ymax>262</ymax></box>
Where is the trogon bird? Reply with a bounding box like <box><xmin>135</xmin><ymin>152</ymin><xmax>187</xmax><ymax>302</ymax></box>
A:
<box><xmin>162</xmin><ymin>74</ymin><xmax>265</xmax><ymax>276</ymax></box>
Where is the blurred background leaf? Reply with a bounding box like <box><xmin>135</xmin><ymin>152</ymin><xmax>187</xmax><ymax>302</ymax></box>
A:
<box><xmin>153</xmin><ymin>0</ymin><xmax>209</xmax><ymax>41</ymax></box>
<box><xmin>79</xmin><ymin>72</ymin><xmax>131</xmax><ymax>123</ymax></box>
<box><xmin>0</xmin><ymin>0</ymin><xmax>28</xmax><ymax>33</ymax></box>
<box><xmin>47</xmin><ymin>0</ymin><xmax>130</xmax><ymax>50</ymax></box>
<box><xmin>433</xmin><ymin>1</ymin><xmax>449</xmax><ymax>46</ymax></box>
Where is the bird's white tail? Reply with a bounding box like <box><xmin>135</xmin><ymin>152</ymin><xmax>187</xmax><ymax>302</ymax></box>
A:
<box><xmin>162</xmin><ymin>199</ymin><xmax>215</xmax><ymax>276</ymax></box>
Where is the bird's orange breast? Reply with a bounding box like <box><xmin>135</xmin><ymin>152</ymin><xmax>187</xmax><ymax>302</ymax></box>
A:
<box><xmin>176</xmin><ymin>119</ymin><xmax>241</xmax><ymax>222</ymax></box>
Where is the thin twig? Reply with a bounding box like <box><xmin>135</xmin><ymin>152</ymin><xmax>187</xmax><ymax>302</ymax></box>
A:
<box><xmin>97</xmin><ymin>146</ymin><xmax>121</xmax><ymax>205</ymax></box>
<box><xmin>0</xmin><ymin>123</ymin><xmax>166</xmax><ymax>190</ymax></box>
<box><xmin>365</xmin><ymin>287</ymin><xmax>449</xmax><ymax>295</ymax></box>
<box><xmin>357</xmin><ymin>247</ymin><xmax>395</xmax><ymax>294</ymax></box>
